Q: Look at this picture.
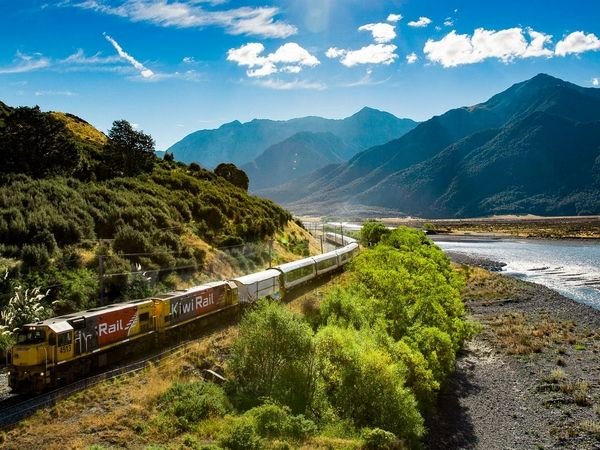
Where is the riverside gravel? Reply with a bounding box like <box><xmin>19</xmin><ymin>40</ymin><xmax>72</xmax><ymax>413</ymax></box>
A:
<box><xmin>426</xmin><ymin>253</ymin><xmax>600</xmax><ymax>450</ymax></box>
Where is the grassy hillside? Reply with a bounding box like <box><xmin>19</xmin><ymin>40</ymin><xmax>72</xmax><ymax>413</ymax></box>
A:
<box><xmin>0</xmin><ymin>102</ymin><xmax>292</xmax><ymax>329</ymax></box>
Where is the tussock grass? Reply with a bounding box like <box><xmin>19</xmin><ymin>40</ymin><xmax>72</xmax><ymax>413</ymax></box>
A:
<box><xmin>485</xmin><ymin>312</ymin><xmax>584</xmax><ymax>356</ymax></box>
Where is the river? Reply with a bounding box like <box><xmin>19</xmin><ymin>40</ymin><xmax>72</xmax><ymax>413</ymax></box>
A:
<box><xmin>432</xmin><ymin>236</ymin><xmax>600</xmax><ymax>309</ymax></box>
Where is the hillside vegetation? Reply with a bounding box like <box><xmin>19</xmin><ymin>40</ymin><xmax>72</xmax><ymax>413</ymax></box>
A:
<box><xmin>0</xmin><ymin>103</ymin><xmax>291</xmax><ymax>343</ymax></box>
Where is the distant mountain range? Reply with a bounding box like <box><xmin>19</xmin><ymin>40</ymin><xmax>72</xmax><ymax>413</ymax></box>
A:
<box><xmin>166</xmin><ymin>107</ymin><xmax>418</xmax><ymax>168</ymax></box>
<box><xmin>261</xmin><ymin>74</ymin><xmax>600</xmax><ymax>217</ymax></box>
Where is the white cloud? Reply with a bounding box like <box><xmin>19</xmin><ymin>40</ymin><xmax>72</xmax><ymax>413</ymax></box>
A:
<box><xmin>35</xmin><ymin>90</ymin><xmax>77</xmax><ymax>96</ymax></box>
<box><xmin>332</xmin><ymin>44</ymin><xmax>398</xmax><ymax>67</ymax></box>
<box><xmin>406</xmin><ymin>52</ymin><xmax>418</xmax><ymax>64</ymax></box>
<box><xmin>443</xmin><ymin>18</ymin><xmax>454</xmax><ymax>27</ymax></box>
<box><xmin>104</xmin><ymin>33</ymin><xmax>155</xmax><ymax>78</ymax></box>
<box><xmin>358</xmin><ymin>22</ymin><xmax>396</xmax><ymax>44</ymax></box>
<box><xmin>555</xmin><ymin>31</ymin><xmax>600</xmax><ymax>56</ymax></box>
<box><xmin>326</xmin><ymin>47</ymin><xmax>346</xmax><ymax>59</ymax></box>
<box><xmin>0</xmin><ymin>52</ymin><xmax>51</xmax><ymax>74</ymax></box>
<box><xmin>62</xmin><ymin>49</ymin><xmax>121</xmax><ymax>65</ymax></box>
<box><xmin>593</xmin><ymin>77</ymin><xmax>599</xmax><ymax>86</ymax></box>
<box><xmin>182</xmin><ymin>56</ymin><xmax>195</xmax><ymax>63</ymax></box>
<box><xmin>386</xmin><ymin>13</ymin><xmax>402</xmax><ymax>23</ymax></box>
<box><xmin>408</xmin><ymin>16</ymin><xmax>432</xmax><ymax>28</ymax></box>
<box><xmin>73</xmin><ymin>0</ymin><xmax>297</xmax><ymax>39</ymax></box>
<box><xmin>256</xmin><ymin>78</ymin><xmax>325</xmax><ymax>90</ymax></box>
<box><xmin>227</xmin><ymin>42</ymin><xmax>319</xmax><ymax>78</ymax></box>
<box><xmin>424</xmin><ymin>27</ymin><xmax>553</xmax><ymax>67</ymax></box>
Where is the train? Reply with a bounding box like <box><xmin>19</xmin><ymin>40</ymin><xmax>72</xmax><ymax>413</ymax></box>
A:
<box><xmin>7</xmin><ymin>235</ymin><xmax>358</xmax><ymax>393</ymax></box>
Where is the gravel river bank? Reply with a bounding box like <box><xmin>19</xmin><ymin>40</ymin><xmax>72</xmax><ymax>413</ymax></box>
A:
<box><xmin>426</xmin><ymin>253</ymin><xmax>600</xmax><ymax>449</ymax></box>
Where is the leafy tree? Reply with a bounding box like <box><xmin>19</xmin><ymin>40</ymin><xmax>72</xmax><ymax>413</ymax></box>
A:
<box><xmin>0</xmin><ymin>106</ymin><xmax>80</xmax><ymax>178</ymax></box>
<box><xmin>215</xmin><ymin>163</ymin><xmax>250</xmax><ymax>191</ymax></box>
<box><xmin>102</xmin><ymin>120</ymin><xmax>156</xmax><ymax>177</ymax></box>
<box><xmin>229</xmin><ymin>300</ymin><xmax>316</xmax><ymax>413</ymax></box>
<box><xmin>360</xmin><ymin>220</ymin><xmax>390</xmax><ymax>247</ymax></box>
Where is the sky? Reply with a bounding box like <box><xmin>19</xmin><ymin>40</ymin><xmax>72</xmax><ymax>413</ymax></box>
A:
<box><xmin>1</xmin><ymin>0</ymin><xmax>600</xmax><ymax>150</ymax></box>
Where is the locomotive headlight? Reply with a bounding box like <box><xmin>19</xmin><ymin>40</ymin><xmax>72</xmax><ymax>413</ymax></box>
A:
<box><xmin>40</xmin><ymin>372</ymin><xmax>44</xmax><ymax>376</ymax></box>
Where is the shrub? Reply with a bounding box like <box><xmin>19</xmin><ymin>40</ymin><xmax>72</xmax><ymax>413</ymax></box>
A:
<box><xmin>218</xmin><ymin>416</ymin><xmax>263</xmax><ymax>450</ymax></box>
<box><xmin>229</xmin><ymin>300</ymin><xmax>316</xmax><ymax>413</ymax></box>
<box><xmin>244</xmin><ymin>402</ymin><xmax>317</xmax><ymax>441</ymax></box>
<box><xmin>361</xmin><ymin>428</ymin><xmax>399</xmax><ymax>450</ymax></box>
<box><xmin>156</xmin><ymin>381</ymin><xmax>231</xmax><ymax>433</ymax></box>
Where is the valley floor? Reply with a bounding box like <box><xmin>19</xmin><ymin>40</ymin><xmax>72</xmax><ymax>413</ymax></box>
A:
<box><xmin>426</xmin><ymin>255</ymin><xmax>600</xmax><ymax>449</ymax></box>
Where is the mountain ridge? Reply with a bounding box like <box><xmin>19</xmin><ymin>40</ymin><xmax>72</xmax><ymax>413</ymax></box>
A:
<box><xmin>166</xmin><ymin>108</ymin><xmax>418</xmax><ymax>168</ymax></box>
<box><xmin>266</xmin><ymin>74</ymin><xmax>600</xmax><ymax>217</ymax></box>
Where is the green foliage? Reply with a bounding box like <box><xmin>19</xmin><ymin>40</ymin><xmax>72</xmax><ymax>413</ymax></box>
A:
<box><xmin>361</xmin><ymin>428</ymin><xmax>399</xmax><ymax>450</ymax></box>
<box><xmin>314</xmin><ymin>326</ymin><xmax>424</xmax><ymax>443</ymax></box>
<box><xmin>156</xmin><ymin>381</ymin><xmax>231</xmax><ymax>433</ymax></box>
<box><xmin>0</xmin><ymin>106</ymin><xmax>80</xmax><ymax>179</ymax></box>
<box><xmin>0</xmin><ymin>286</ymin><xmax>50</xmax><ymax>336</ymax></box>
<box><xmin>102</xmin><ymin>120</ymin><xmax>156</xmax><ymax>178</ymax></box>
<box><xmin>360</xmin><ymin>220</ymin><xmax>390</xmax><ymax>247</ymax></box>
<box><xmin>229</xmin><ymin>300</ymin><xmax>316</xmax><ymax>413</ymax></box>
<box><xmin>214</xmin><ymin>163</ymin><xmax>249</xmax><ymax>191</ymax></box>
<box><xmin>218</xmin><ymin>416</ymin><xmax>264</xmax><ymax>450</ymax></box>
<box><xmin>245</xmin><ymin>402</ymin><xmax>317</xmax><ymax>441</ymax></box>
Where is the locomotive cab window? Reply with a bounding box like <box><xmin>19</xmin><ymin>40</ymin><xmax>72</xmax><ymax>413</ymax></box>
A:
<box><xmin>17</xmin><ymin>329</ymin><xmax>46</xmax><ymax>345</ymax></box>
<box><xmin>58</xmin><ymin>332</ymin><xmax>72</xmax><ymax>346</ymax></box>
<box><xmin>140</xmin><ymin>312</ymin><xmax>150</xmax><ymax>321</ymax></box>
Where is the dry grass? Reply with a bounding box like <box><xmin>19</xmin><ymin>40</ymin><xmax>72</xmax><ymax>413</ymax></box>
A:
<box><xmin>458</xmin><ymin>265</ymin><xmax>522</xmax><ymax>303</ymax></box>
<box><xmin>1</xmin><ymin>328</ymin><xmax>235</xmax><ymax>450</ymax></box>
<box><xmin>546</xmin><ymin>368</ymin><xmax>567</xmax><ymax>384</ymax></box>
<box><xmin>51</xmin><ymin>111</ymin><xmax>108</xmax><ymax>146</ymax></box>
<box><xmin>579</xmin><ymin>420</ymin><xmax>600</xmax><ymax>440</ymax></box>
<box><xmin>559</xmin><ymin>381</ymin><xmax>592</xmax><ymax>406</ymax></box>
<box><xmin>485</xmin><ymin>312</ymin><xmax>583</xmax><ymax>355</ymax></box>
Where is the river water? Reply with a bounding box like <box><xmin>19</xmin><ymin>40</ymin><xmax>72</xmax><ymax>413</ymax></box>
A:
<box><xmin>433</xmin><ymin>237</ymin><xmax>600</xmax><ymax>309</ymax></box>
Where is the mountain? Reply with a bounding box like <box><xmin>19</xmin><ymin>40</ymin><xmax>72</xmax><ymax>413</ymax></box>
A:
<box><xmin>166</xmin><ymin>107</ymin><xmax>418</xmax><ymax>167</ymax></box>
<box><xmin>266</xmin><ymin>74</ymin><xmax>600</xmax><ymax>217</ymax></box>
<box><xmin>241</xmin><ymin>132</ymin><xmax>349</xmax><ymax>190</ymax></box>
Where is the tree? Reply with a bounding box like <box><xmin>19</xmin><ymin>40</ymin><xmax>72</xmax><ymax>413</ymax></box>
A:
<box><xmin>360</xmin><ymin>220</ymin><xmax>390</xmax><ymax>247</ymax></box>
<box><xmin>229</xmin><ymin>300</ymin><xmax>316</xmax><ymax>413</ymax></box>
<box><xmin>0</xmin><ymin>106</ymin><xmax>80</xmax><ymax>178</ymax></box>
<box><xmin>103</xmin><ymin>120</ymin><xmax>156</xmax><ymax>177</ymax></box>
<box><xmin>215</xmin><ymin>163</ymin><xmax>249</xmax><ymax>191</ymax></box>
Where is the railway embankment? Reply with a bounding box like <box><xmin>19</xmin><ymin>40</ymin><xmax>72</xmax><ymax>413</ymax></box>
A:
<box><xmin>427</xmin><ymin>255</ymin><xmax>600</xmax><ymax>449</ymax></box>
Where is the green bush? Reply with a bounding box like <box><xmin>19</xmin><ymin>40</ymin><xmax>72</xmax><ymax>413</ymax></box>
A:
<box><xmin>244</xmin><ymin>402</ymin><xmax>317</xmax><ymax>441</ymax></box>
<box><xmin>229</xmin><ymin>300</ymin><xmax>316</xmax><ymax>413</ymax></box>
<box><xmin>156</xmin><ymin>381</ymin><xmax>231</xmax><ymax>433</ymax></box>
<box><xmin>218</xmin><ymin>416</ymin><xmax>263</xmax><ymax>450</ymax></box>
<box><xmin>361</xmin><ymin>428</ymin><xmax>399</xmax><ymax>450</ymax></box>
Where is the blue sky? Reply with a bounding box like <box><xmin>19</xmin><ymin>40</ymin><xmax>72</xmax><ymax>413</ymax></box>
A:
<box><xmin>1</xmin><ymin>0</ymin><xmax>600</xmax><ymax>149</ymax></box>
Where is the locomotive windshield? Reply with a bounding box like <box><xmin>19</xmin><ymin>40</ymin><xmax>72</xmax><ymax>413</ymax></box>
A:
<box><xmin>16</xmin><ymin>328</ymin><xmax>46</xmax><ymax>345</ymax></box>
